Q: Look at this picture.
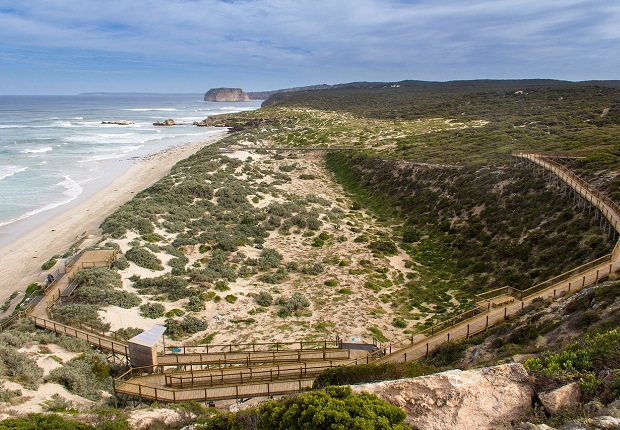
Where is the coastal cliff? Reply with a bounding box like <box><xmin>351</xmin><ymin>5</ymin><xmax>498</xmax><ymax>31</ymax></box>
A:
<box><xmin>204</xmin><ymin>88</ymin><xmax>250</xmax><ymax>102</ymax></box>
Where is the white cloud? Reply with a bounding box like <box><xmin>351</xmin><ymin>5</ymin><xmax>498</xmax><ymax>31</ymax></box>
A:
<box><xmin>0</xmin><ymin>0</ymin><xmax>619</xmax><ymax>92</ymax></box>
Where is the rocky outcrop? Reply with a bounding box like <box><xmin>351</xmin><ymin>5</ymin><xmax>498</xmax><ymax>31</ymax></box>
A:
<box><xmin>352</xmin><ymin>363</ymin><xmax>533</xmax><ymax>430</ymax></box>
<box><xmin>101</xmin><ymin>120</ymin><xmax>134</xmax><ymax>125</ymax></box>
<box><xmin>153</xmin><ymin>119</ymin><xmax>178</xmax><ymax>126</ymax></box>
<box><xmin>538</xmin><ymin>382</ymin><xmax>581</xmax><ymax>415</ymax></box>
<box><xmin>204</xmin><ymin>88</ymin><xmax>250</xmax><ymax>102</ymax></box>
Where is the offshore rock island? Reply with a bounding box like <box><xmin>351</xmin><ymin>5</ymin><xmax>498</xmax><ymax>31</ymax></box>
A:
<box><xmin>204</xmin><ymin>87</ymin><xmax>250</xmax><ymax>102</ymax></box>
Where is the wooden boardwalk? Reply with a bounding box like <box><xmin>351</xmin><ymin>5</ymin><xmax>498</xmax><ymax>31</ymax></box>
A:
<box><xmin>371</xmin><ymin>151</ymin><xmax>620</xmax><ymax>364</ymax></box>
<box><xmin>30</xmin><ymin>249</ymin><xmax>117</xmax><ymax>319</ymax></box>
<box><xmin>22</xmin><ymin>153</ymin><xmax>620</xmax><ymax>404</ymax></box>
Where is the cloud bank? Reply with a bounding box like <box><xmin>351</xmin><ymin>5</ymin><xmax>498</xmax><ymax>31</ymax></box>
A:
<box><xmin>0</xmin><ymin>0</ymin><xmax>618</xmax><ymax>93</ymax></box>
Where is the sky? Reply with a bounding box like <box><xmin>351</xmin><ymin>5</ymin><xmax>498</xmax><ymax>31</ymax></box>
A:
<box><xmin>0</xmin><ymin>0</ymin><xmax>619</xmax><ymax>94</ymax></box>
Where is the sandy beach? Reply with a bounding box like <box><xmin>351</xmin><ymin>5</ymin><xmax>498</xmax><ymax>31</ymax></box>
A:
<box><xmin>0</xmin><ymin>133</ymin><xmax>227</xmax><ymax>304</ymax></box>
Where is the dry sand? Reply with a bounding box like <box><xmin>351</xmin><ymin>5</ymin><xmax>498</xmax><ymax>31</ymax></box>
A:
<box><xmin>0</xmin><ymin>133</ymin><xmax>227</xmax><ymax>304</ymax></box>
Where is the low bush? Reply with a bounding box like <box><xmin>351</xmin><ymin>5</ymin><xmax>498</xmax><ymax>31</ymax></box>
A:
<box><xmin>257</xmin><ymin>386</ymin><xmax>408</xmax><ymax>430</ymax></box>
<box><xmin>255</xmin><ymin>291</ymin><xmax>273</xmax><ymax>307</ymax></box>
<box><xmin>140</xmin><ymin>302</ymin><xmax>166</xmax><ymax>319</ymax></box>
<box><xmin>125</xmin><ymin>247</ymin><xmax>164</xmax><ymax>271</ymax></box>
<box><xmin>369</xmin><ymin>240</ymin><xmax>398</xmax><ymax>256</ymax></box>
<box><xmin>52</xmin><ymin>304</ymin><xmax>110</xmax><ymax>332</ymax></box>
<box><xmin>0</xmin><ymin>344</ymin><xmax>43</xmax><ymax>389</ymax></box>
<box><xmin>165</xmin><ymin>315</ymin><xmax>208</xmax><ymax>339</ymax></box>
<box><xmin>114</xmin><ymin>327</ymin><xmax>144</xmax><ymax>340</ymax></box>
<box><xmin>277</xmin><ymin>293</ymin><xmax>310</xmax><ymax>317</ymax></box>
<box><xmin>0</xmin><ymin>384</ymin><xmax>22</xmax><ymax>402</ymax></box>
<box><xmin>41</xmin><ymin>256</ymin><xmax>58</xmax><ymax>271</ymax></box>
<box><xmin>258</xmin><ymin>248</ymin><xmax>283</xmax><ymax>269</ymax></box>
<box><xmin>111</xmin><ymin>255</ymin><xmax>129</xmax><ymax>270</ymax></box>
<box><xmin>0</xmin><ymin>413</ymin><xmax>93</xmax><ymax>430</ymax></box>
<box><xmin>0</xmin><ymin>291</ymin><xmax>18</xmax><ymax>312</ymax></box>
<box><xmin>45</xmin><ymin>352</ymin><xmax>111</xmax><ymax>400</ymax></box>
<box><xmin>185</xmin><ymin>295</ymin><xmax>205</xmax><ymax>312</ymax></box>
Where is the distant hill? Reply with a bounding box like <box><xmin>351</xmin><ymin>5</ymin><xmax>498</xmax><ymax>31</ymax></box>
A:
<box><xmin>247</xmin><ymin>84</ymin><xmax>333</xmax><ymax>100</ymax></box>
<box><xmin>260</xmin><ymin>79</ymin><xmax>620</xmax><ymax>113</ymax></box>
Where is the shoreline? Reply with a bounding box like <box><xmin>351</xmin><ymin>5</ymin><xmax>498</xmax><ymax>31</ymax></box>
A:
<box><xmin>0</xmin><ymin>132</ymin><xmax>227</xmax><ymax>302</ymax></box>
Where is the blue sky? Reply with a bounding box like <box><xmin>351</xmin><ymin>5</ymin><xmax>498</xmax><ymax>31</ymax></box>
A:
<box><xmin>0</xmin><ymin>0</ymin><xmax>618</xmax><ymax>94</ymax></box>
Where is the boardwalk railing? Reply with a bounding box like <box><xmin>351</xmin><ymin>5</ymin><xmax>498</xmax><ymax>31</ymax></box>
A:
<box><xmin>158</xmin><ymin>348</ymin><xmax>351</xmax><ymax>366</ymax></box>
<box><xmin>513</xmin><ymin>151</ymin><xmax>620</xmax><ymax>234</ymax></box>
<box><xmin>163</xmin><ymin>362</ymin><xmax>336</xmax><ymax>388</ymax></box>
<box><xmin>30</xmin><ymin>316</ymin><xmax>129</xmax><ymax>356</ymax></box>
<box><xmin>162</xmin><ymin>339</ymin><xmax>341</xmax><ymax>355</ymax></box>
<box><xmin>114</xmin><ymin>374</ymin><xmax>314</xmax><ymax>403</ymax></box>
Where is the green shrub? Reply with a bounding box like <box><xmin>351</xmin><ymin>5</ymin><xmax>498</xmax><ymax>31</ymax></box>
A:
<box><xmin>368</xmin><ymin>326</ymin><xmax>388</xmax><ymax>342</ymax></box>
<box><xmin>314</xmin><ymin>363</ymin><xmax>400</xmax><ymax>389</ymax></box>
<box><xmin>257</xmin><ymin>385</ymin><xmax>408</xmax><ymax>430</ymax></box>
<box><xmin>133</xmin><ymin>276</ymin><xmax>189</xmax><ymax>301</ymax></box>
<box><xmin>402</xmin><ymin>226</ymin><xmax>422</xmax><ymax>243</ymax></box>
<box><xmin>111</xmin><ymin>255</ymin><xmax>129</xmax><ymax>270</ymax></box>
<box><xmin>0</xmin><ymin>344</ymin><xmax>43</xmax><ymax>389</ymax></box>
<box><xmin>182</xmin><ymin>315</ymin><xmax>208</xmax><ymax>333</ymax></box>
<box><xmin>45</xmin><ymin>352</ymin><xmax>111</xmax><ymax>400</ymax></box>
<box><xmin>324</xmin><ymin>279</ymin><xmax>338</xmax><ymax>287</ymax></box>
<box><xmin>277</xmin><ymin>293</ymin><xmax>310</xmax><ymax>317</ymax></box>
<box><xmin>369</xmin><ymin>240</ymin><xmax>398</xmax><ymax>256</ymax></box>
<box><xmin>53</xmin><ymin>304</ymin><xmax>110</xmax><ymax>332</ymax></box>
<box><xmin>165</xmin><ymin>308</ymin><xmax>185</xmax><ymax>318</ymax></box>
<box><xmin>114</xmin><ymin>327</ymin><xmax>144</xmax><ymax>340</ymax></box>
<box><xmin>259</xmin><ymin>269</ymin><xmax>287</xmax><ymax>284</ymax></box>
<box><xmin>258</xmin><ymin>248</ymin><xmax>283</xmax><ymax>269</ymax></box>
<box><xmin>255</xmin><ymin>291</ymin><xmax>273</xmax><ymax>307</ymax></box>
<box><xmin>0</xmin><ymin>414</ymin><xmax>93</xmax><ymax>430</ymax></box>
<box><xmin>125</xmin><ymin>247</ymin><xmax>164</xmax><ymax>271</ymax></box>
<box><xmin>0</xmin><ymin>384</ymin><xmax>22</xmax><ymax>402</ymax></box>
<box><xmin>185</xmin><ymin>295</ymin><xmax>205</xmax><ymax>312</ymax></box>
<box><xmin>73</xmin><ymin>268</ymin><xmax>138</xmax><ymax>309</ymax></box>
<box><xmin>41</xmin><ymin>256</ymin><xmax>58</xmax><ymax>271</ymax></box>
<box><xmin>225</xmin><ymin>294</ymin><xmax>238</xmax><ymax>304</ymax></box>
<box><xmin>392</xmin><ymin>318</ymin><xmax>407</xmax><ymax>328</ymax></box>
<box><xmin>74</xmin><ymin>267</ymin><xmax>122</xmax><ymax>289</ymax></box>
<box><xmin>524</xmin><ymin>329</ymin><xmax>620</xmax><ymax>394</ymax></box>
<box><xmin>0</xmin><ymin>291</ymin><xmax>18</xmax><ymax>312</ymax></box>
<box><xmin>140</xmin><ymin>302</ymin><xmax>166</xmax><ymax>319</ymax></box>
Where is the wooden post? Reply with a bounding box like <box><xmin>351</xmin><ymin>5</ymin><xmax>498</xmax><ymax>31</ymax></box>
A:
<box><xmin>504</xmin><ymin>307</ymin><xmax>507</xmax><ymax>319</ymax></box>
<box><xmin>466</xmin><ymin>324</ymin><xmax>470</xmax><ymax>338</ymax></box>
<box><xmin>426</xmin><ymin>343</ymin><xmax>429</xmax><ymax>357</ymax></box>
<box><xmin>583</xmin><ymin>276</ymin><xmax>586</xmax><ymax>287</ymax></box>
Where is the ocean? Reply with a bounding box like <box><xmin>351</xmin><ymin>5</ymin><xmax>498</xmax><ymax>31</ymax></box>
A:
<box><xmin>0</xmin><ymin>94</ymin><xmax>261</xmax><ymax>244</ymax></box>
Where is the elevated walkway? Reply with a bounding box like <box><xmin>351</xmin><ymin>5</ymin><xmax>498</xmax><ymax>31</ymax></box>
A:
<box><xmin>21</xmin><ymin>153</ymin><xmax>620</xmax><ymax>404</ymax></box>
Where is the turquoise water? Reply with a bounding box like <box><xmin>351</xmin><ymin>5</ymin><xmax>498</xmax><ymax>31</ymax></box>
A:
<box><xmin>0</xmin><ymin>94</ymin><xmax>261</xmax><ymax>230</ymax></box>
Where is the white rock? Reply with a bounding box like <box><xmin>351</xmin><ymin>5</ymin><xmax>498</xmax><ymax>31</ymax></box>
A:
<box><xmin>352</xmin><ymin>363</ymin><xmax>533</xmax><ymax>430</ymax></box>
<box><xmin>538</xmin><ymin>382</ymin><xmax>581</xmax><ymax>415</ymax></box>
